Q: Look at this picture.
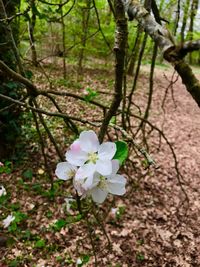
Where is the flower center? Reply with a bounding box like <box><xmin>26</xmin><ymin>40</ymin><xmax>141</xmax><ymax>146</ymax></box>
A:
<box><xmin>98</xmin><ymin>176</ymin><xmax>108</xmax><ymax>190</ymax></box>
<box><xmin>88</xmin><ymin>152</ymin><xmax>98</xmax><ymax>163</ymax></box>
<box><xmin>67</xmin><ymin>170</ymin><xmax>76</xmax><ymax>179</ymax></box>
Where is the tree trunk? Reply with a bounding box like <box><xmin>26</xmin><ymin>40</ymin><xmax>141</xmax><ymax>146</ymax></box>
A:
<box><xmin>28</xmin><ymin>0</ymin><xmax>38</xmax><ymax>66</ymax></box>
<box><xmin>60</xmin><ymin>0</ymin><xmax>67</xmax><ymax>79</ymax></box>
<box><xmin>0</xmin><ymin>0</ymin><xmax>22</xmax><ymax>159</ymax></box>
<box><xmin>188</xmin><ymin>0</ymin><xmax>198</xmax><ymax>64</ymax></box>
<box><xmin>180</xmin><ymin>0</ymin><xmax>190</xmax><ymax>43</ymax></box>
<box><xmin>77</xmin><ymin>0</ymin><xmax>91</xmax><ymax>75</ymax></box>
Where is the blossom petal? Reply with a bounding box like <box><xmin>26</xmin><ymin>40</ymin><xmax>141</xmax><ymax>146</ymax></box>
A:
<box><xmin>70</xmin><ymin>140</ymin><xmax>81</xmax><ymax>152</ymax></box>
<box><xmin>0</xmin><ymin>185</ymin><xmax>6</xmax><ymax>197</ymax></box>
<box><xmin>92</xmin><ymin>172</ymin><xmax>101</xmax><ymax>187</ymax></box>
<box><xmin>111</xmin><ymin>160</ymin><xmax>120</xmax><ymax>175</ymax></box>
<box><xmin>55</xmin><ymin>162</ymin><xmax>77</xmax><ymax>180</ymax></box>
<box><xmin>79</xmin><ymin>130</ymin><xmax>99</xmax><ymax>153</ymax></box>
<box><xmin>107</xmin><ymin>174</ymin><xmax>126</xmax><ymax>195</ymax></box>
<box><xmin>98</xmin><ymin>142</ymin><xmax>116</xmax><ymax>160</ymax></box>
<box><xmin>91</xmin><ymin>188</ymin><xmax>108</xmax><ymax>203</ymax></box>
<box><xmin>65</xmin><ymin>149</ymin><xmax>87</xmax><ymax>166</ymax></box>
<box><xmin>75</xmin><ymin>163</ymin><xmax>96</xmax><ymax>180</ymax></box>
<box><xmin>3</xmin><ymin>214</ymin><xmax>15</xmax><ymax>228</ymax></box>
<box><xmin>96</xmin><ymin>160</ymin><xmax>112</xmax><ymax>176</ymax></box>
<box><xmin>74</xmin><ymin>163</ymin><xmax>96</xmax><ymax>196</ymax></box>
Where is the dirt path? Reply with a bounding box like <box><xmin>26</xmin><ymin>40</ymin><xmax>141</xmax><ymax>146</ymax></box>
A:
<box><xmin>103</xmin><ymin>66</ymin><xmax>200</xmax><ymax>266</ymax></box>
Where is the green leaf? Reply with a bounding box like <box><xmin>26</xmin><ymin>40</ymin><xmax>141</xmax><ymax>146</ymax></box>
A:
<box><xmin>53</xmin><ymin>219</ymin><xmax>67</xmax><ymax>231</ymax></box>
<box><xmin>13</xmin><ymin>211</ymin><xmax>28</xmax><ymax>223</ymax></box>
<box><xmin>109</xmin><ymin>116</ymin><xmax>116</xmax><ymax>125</ymax></box>
<box><xmin>6</xmin><ymin>81</ymin><xmax>18</xmax><ymax>89</ymax></box>
<box><xmin>34</xmin><ymin>239</ymin><xmax>46</xmax><ymax>248</ymax></box>
<box><xmin>83</xmin><ymin>87</ymin><xmax>98</xmax><ymax>102</ymax></box>
<box><xmin>113</xmin><ymin>141</ymin><xmax>128</xmax><ymax>165</ymax></box>
<box><xmin>8</xmin><ymin>222</ymin><xmax>17</xmax><ymax>232</ymax></box>
<box><xmin>23</xmin><ymin>169</ymin><xmax>33</xmax><ymax>180</ymax></box>
<box><xmin>77</xmin><ymin>2</ymin><xmax>88</xmax><ymax>8</ymax></box>
<box><xmin>24</xmin><ymin>70</ymin><xmax>33</xmax><ymax>79</ymax></box>
<box><xmin>82</xmin><ymin>254</ymin><xmax>90</xmax><ymax>264</ymax></box>
<box><xmin>9</xmin><ymin>259</ymin><xmax>20</xmax><ymax>267</ymax></box>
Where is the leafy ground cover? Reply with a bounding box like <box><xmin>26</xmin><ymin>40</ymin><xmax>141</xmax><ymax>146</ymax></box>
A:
<box><xmin>0</xmin><ymin>61</ymin><xmax>200</xmax><ymax>266</ymax></box>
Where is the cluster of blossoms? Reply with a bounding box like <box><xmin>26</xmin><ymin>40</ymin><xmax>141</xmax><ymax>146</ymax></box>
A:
<box><xmin>55</xmin><ymin>130</ymin><xmax>126</xmax><ymax>203</ymax></box>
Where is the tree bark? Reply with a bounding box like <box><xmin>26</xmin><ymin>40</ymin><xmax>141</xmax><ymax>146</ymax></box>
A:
<box><xmin>123</xmin><ymin>0</ymin><xmax>200</xmax><ymax>108</ymax></box>
<box><xmin>180</xmin><ymin>0</ymin><xmax>190</xmax><ymax>43</ymax></box>
<box><xmin>77</xmin><ymin>0</ymin><xmax>91</xmax><ymax>75</ymax></box>
<box><xmin>28</xmin><ymin>0</ymin><xmax>38</xmax><ymax>66</ymax></box>
<box><xmin>188</xmin><ymin>0</ymin><xmax>198</xmax><ymax>64</ymax></box>
<box><xmin>99</xmin><ymin>0</ymin><xmax>127</xmax><ymax>142</ymax></box>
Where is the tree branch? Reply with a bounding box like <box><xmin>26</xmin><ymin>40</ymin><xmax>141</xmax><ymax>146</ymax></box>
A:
<box><xmin>122</xmin><ymin>0</ymin><xmax>200</xmax><ymax>107</ymax></box>
<box><xmin>98</xmin><ymin>0</ymin><xmax>127</xmax><ymax>142</ymax></box>
<box><xmin>0</xmin><ymin>60</ymin><xmax>38</xmax><ymax>96</ymax></box>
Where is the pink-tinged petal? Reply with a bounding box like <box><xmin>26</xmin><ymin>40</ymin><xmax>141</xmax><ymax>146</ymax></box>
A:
<box><xmin>65</xmin><ymin>149</ymin><xmax>87</xmax><ymax>166</ymax></box>
<box><xmin>55</xmin><ymin>162</ymin><xmax>77</xmax><ymax>180</ymax></box>
<box><xmin>96</xmin><ymin>160</ymin><xmax>112</xmax><ymax>176</ymax></box>
<box><xmin>91</xmin><ymin>188</ymin><xmax>108</xmax><ymax>203</ymax></box>
<box><xmin>98</xmin><ymin>142</ymin><xmax>116</xmax><ymax>160</ymax></box>
<box><xmin>75</xmin><ymin>163</ymin><xmax>96</xmax><ymax>180</ymax></box>
<box><xmin>107</xmin><ymin>175</ymin><xmax>126</xmax><ymax>195</ymax></box>
<box><xmin>70</xmin><ymin>140</ymin><xmax>81</xmax><ymax>152</ymax></box>
<box><xmin>79</xmin><ymin>130</ymin><xmax>99</xmax><ymax>153</ymax></box>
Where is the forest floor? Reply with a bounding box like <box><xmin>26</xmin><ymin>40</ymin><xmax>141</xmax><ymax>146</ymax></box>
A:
<box><xmin>1</xmin><ymin>60</ymin><xmax>200</xmax><ymax>267</ymax></box>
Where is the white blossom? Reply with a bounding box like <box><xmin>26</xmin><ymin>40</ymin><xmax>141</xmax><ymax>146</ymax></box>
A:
<box><xmin>0</xmin><ymin>185</ymin><xmax>6</xmax><ymax>197</ymax></box>
<box><xmin>88</xmin><ymin>160</ymin><xmax>126</xmax><ymax>203</ymax></box>
<box><xmin>55</xmin><ymin>130</ymin><xmax>127</xmax><ymax>204</ymax></box>
<box><xmin>111</xmin><ymin>207</ymin><xmax>119</xmax><ymax>215</ymax></box>
<box><xmin>2</xmin><ymin>214</ymin><xmax>15</xmax><ymax>228</ymax></box>
<box><xmin>55</xmin><ymin>162</ymin><xmax>77</xmax><ymax>181</ymax></box>
<box><xmin>76</xmin><ymin>258</ymin><xmax>82</xmax><ymax>266</ymax></box>
<box><xmin>65</xmin><ymin>130</ymin><xmax>116</xmax><ymax>176</ymax></box>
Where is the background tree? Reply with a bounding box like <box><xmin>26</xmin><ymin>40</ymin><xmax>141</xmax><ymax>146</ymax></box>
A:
<box><xmin>0</xmin><ymin>0</ymin><xmax>22</xmax><ymax>159</ymax></box>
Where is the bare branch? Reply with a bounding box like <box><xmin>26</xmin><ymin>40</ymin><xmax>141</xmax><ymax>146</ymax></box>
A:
<box><xmin>0</xmin><ymin>92</ymin><xmax>100</xmax><ymax>126</ymax></box>
<box><xmin>98</xmin><ymin>0</ymin><xmax>127</xmax><ymax>142</ymax></box>
<box><xmin>0</xmin><ymin>60</ymin><xmax>38</xmax><ymax>96</ymax></box>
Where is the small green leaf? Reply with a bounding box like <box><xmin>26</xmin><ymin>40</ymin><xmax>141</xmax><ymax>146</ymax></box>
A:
<box><xmin>109</xmin><ymin>116</ymin><xmax>116</xmax><ymax>125</ymax></box>
<box><xmin>53</xmin><ymin>219</ymin><xmax>67</xmax><ymax>231</ymax></box>
<box><xmin>113</xmin><ymin>141</ymin><xmax>128</xmax><ymax>165</ymax></box>
<box><xmin>83</xmin><ymin>87</ymin><xmax>98</xmax><ymax>102</ymax></box>
<box><xmin>82</xmin><ymin>254</ymin><xmax>90</xmax><ymax>264</ymax></box>
<box><xmin>136</xmin><ymin>252</ymin><xmax>145</xmax><ymax>262</ymax></box>
<box><xmin>23</xmin><ymin>169</ymin><xmax>33</xmax><ymax>180</ymax></box>
<box><xmin>8</xmin><ymin>222</ymin><xmax>17</xmax><ymax>232</ymax></box>
<box><xmin>24</xmin><ymin>70</ymin><xmax>33</xmax><ymax>79</ymax></box>
<box><xmin>35</xmin><ymin>239</ymin><xmax>46</xmax><ymax>248</ymax></box>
